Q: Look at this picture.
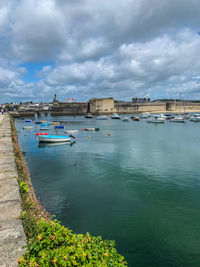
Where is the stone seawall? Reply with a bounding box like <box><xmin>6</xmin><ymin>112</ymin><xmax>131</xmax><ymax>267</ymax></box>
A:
<box><xmin>0</xmin><ymin>115</ymin><xmax>26</xmax><ymax>267</ymax></box>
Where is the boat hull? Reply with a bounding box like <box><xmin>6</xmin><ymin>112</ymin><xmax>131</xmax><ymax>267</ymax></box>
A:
<box><xmin>96</xmin><ymin>116</ymin><xmax>107</xmax><ymax>120</ymax></box>
<box><xmin>23</xmin><ymin>126</ymin><xmax>33</xmax><ymax>129</ymax></box>
<box><xmin>65</xmin><ymin>130</ymin><xmax>79</xmax><ymax>134</ymax></box>
<box><xmin>171</xmin><ymin>119</ymin><xmax>185</xmax><ymax>123</ymax></box>
<box><xmin>38</xmin><ymin>135</ymin><xmax>71</xmax><ymax>143</ymax></box>
<box><xmin>190</xmin><ymin>118</ymin><xmax>200</xmax><ymax>122</ymax></box>
<box><xmin>147</xmin><ymin>120</ymin><xmax>165</xmax><ymax>123</ymax></box>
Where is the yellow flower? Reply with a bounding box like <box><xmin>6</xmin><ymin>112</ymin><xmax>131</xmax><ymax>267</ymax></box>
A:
<box><xmin>104</xmin><ymin>252</ymin><xmax>109</xmax><ymax>257</ymax></box>
<box><xmin>50</xmin><ymin>235</ymin><xmax>56</xmax><ymax>240</ymax></box>
<box><xmin>52</xmin><ymin>257</ymin><xmax>57</xmax><ymax>264</ymax></box>
<box><xmin>37</xmin><ymin>234</ymin><xmax>42</xmax><ymax>241</ymax></box>
<box><xmin>82</xmin><ymin>252</ymin><xmax>87</xmax><ymax>257</ymax></box>
<box><xmin>18</xmin><ymin>256</ymin><xmax>26</xmax><ymax>264</ymax></box>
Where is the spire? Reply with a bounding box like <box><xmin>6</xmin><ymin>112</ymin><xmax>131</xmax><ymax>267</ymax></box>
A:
<box><xmin>53</xmin><ymin>94</ymin><xmax>58</xmax><ymax>104</ymax></box>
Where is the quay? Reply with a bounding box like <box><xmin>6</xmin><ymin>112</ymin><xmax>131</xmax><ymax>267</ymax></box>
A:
<box><xmin>0</xmin><ymin>115</ymin><xmax>26</xmax><ymax>267</ymax></box>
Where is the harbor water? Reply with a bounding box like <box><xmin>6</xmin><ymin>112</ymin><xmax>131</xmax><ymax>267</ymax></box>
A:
<box><xmin>15</xmin><ymin>116</ymin><xmax>200</xmax><ymax>266</ymax></box>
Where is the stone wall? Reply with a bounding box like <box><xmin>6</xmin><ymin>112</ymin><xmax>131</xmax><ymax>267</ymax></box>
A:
<box><xmin>89</xmin><ymin>98</ymin><xmax>115</xmax><ymax>114</ymax></box>
<box><xmin>51</xmin><ymin>102</ymin><xmax>88</xmax><ymax>115</ymax></box>
<box><xmin>10</xmin><ymin>101</ymin><xmax>200</xmax><ymax>117</ymax></box>
<box><xmin>115</xmin><ymin>102</ymin><xmax>166</xmax><ymax>113</ymax></box>
<box><xmin>0</xmin><ymin>115</ymin><xmax>26</xmax><ymax>267</ymax></box>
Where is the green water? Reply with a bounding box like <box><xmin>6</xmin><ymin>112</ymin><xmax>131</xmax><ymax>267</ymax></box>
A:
<box><xmin>16</xmin><ymin>116</ymin><xmax>200</xmax><ymax>266</ymax></box>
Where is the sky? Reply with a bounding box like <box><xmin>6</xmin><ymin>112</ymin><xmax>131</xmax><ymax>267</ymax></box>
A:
<box><xmin>1</xmin><ymin>0</ymin><xmax>200</xmax><ymax>103</ymax></box>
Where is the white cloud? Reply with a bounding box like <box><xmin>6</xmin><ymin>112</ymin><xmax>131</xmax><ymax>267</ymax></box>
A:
<box><xmin>1</xmin><ymin>0</ymin><xmax>200</xmax><ymax>102</ymax></box>
<box><xmin>11</xmin><ymin>0</ymin><xmax>66</xmax><ymax>61</ymax></box>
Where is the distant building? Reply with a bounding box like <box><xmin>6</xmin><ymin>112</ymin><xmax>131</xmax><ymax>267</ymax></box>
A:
<box><xmin>89</xmin><ymin>98</ymin><xmax>115</xmax><ymax>114</ymax></box>
<box><xmin>132</xmin><ymin>98</ymin><xmax>150</xmax><ymax>103</ymax></box>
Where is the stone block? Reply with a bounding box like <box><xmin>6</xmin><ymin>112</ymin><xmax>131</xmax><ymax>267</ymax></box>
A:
<box><xmin>0</xmin><ymin>200</ymin><xmax>22</xmax><ymax>222</ymax></box>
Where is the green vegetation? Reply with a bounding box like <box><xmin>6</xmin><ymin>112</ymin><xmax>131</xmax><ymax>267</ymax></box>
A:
<box><xmin>19</xmin><ymin>181</ymin><xmax>29</xmax><ymax>194</ymax></box>
<box><xmin>10</xmin><ymin>116</ymin><xmax>127</xmax><ymax>266</ymax></box>
<box><xmin>18</xmin><ymin>219</ymin><xmax>126</xmax><ymax>266</ymax></box>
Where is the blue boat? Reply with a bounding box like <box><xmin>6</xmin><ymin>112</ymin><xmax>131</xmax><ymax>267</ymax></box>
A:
<box><xmin>25</xmin><ymin>120</ymin><xmax>32</xmax><ymax>123</ymax></box>
<box><xmin>55</xmin><ymin>125</ymin><xmax>64</xmax><ymax>129</ymax></box>
<box><xmin>41</xmin><ymin>122</ymin><xmax>50</xmax><ymax>127</ymax></box>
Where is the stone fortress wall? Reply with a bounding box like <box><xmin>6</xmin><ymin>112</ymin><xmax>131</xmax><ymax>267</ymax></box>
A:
<box><xmin>10</xmin><ymin>98</ymin><xmax>200</xmax><ymax>117</ymax></box>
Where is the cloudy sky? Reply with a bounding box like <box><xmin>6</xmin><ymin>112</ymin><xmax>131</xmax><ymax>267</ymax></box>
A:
<box><xmin>1</xmin><ymin>0</ymin><xmax>200</xmax><ymax>103</ymax></box>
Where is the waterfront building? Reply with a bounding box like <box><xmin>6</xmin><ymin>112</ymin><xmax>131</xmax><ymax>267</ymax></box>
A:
<box><xmin>89</xmin><ymin>98</ymin><xmax>115</xmax><ymax>114</ymax></box>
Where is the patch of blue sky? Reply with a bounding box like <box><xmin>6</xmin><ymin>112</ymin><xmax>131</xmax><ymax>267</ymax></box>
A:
<box><xmin>18</xmin><ymin>61</ymin><xmax>54</xmax><ymax>83</ymax></box>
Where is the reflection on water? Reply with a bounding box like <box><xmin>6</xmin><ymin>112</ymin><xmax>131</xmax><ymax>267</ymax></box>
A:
<box><xmin>38</xmin><ymin>141</ymin><xmax>76</xmax><ymax>148</ymax></box>
<box><xmin>15</xmin><ymin>116</ymin><xmax>200</xmax><ymax>267</ymax></box>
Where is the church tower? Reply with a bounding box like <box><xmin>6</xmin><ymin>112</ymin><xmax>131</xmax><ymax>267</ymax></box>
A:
<box><xmin>53</xmin><ymin>94</ymin><xmax>58</xmax><ymax>104</ymax></box>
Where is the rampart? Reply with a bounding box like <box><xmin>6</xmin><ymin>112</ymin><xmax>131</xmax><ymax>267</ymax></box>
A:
<box><xmin>9</xmin><ymin>101</ymin><xmax>200</xmax><ymax>117</ymax></box>
<box><xmin>51</xmin><ymin>102</ymin><xmax>88</xmax><ymax>116</ymax></box>
<box><xmin>115</xmin><ymin>102</ymin><xmax>166</xmax><ymax>113</ymax></box>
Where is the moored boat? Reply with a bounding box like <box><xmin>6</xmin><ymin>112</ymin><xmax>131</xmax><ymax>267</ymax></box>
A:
<box><xmin>37</xmin><ymin>135</ymin><xmax>71</xmax><ymax>143</ymax></box>
<box><xmin>85</xmin><ymin>113</ymin><xmax>93</xmax><ymax>118</ymax></box>
<box><xmin>82</xmin><ymin>128</ymin><xmax>100</xmax><ymax>131</ymax></box>
<box><xmin>41</xmin><ymin>122</ymin><xmax>50</xmax><ymax>127</ymax></box>
<box><xmin>65</xmin><ymin>130</ymin><xmax>79</xmax><ymax>134</ymax></box>
<box><xmin>139</xmin><ymin>112</ymin><xmax>151</xmax><ymax>119</ymax></box>
<box><xmin>147</xmin><ymin>115</ymin><xmax>165</xmax><ymax>123</ymax></box>
<box><xmin>171</xmin><ymin>116</ymin><xmax>185</xmax><ymax>123</ymax></box>
<box><xmin>96</xmin><ymin>115</ymin><xmax>107</xmax><ymax>120</ymax></box>
<box><xmin>122</xmin><ymin>117</ymin><xmax>130</xmax><ymax>122</ymax></box>
<box><xmin>164</xmin><ymin>114</ymin><xmax>174</xmax><ymax>120</ymax></box>
<box><xmin>50</xmin><ymin>121</ymin><xmax>60</xmax><ymax>126</ymax></box>
<box><xmin>181</xmin><ymin>113</ymin><xmax>189</xmax><ymax>119</ymax></box>
<box><xmin>23</xmin><ymin>126</ymin><xmax>33</xmax><ymax>130</ymax></box>
<box><xmin>35</xmin><ymin>132</ymin><xmax>48</xmax><ymax>136</ymax></box>
<box><xmin>190</xmin><ymin>114</ymin><xmax>200</xmax><ymax>122</ymax></box>
<box><xmin>132</xmin><ymin>116</ymin><xmax>140</xmax><ymax>121</ymax></box>
<box><xmin>111</xmin><ymin>113</ymin><xmax>120</xmax><ymax>119</ymax></box>
<box><xmin>40</xmin><ymin>127</ymin><xmax>50</xmax><ymax>130</ymax></box>
<box><xmin>55</xmin><ymin>125</ymin><xmax>64</xmax><ymax>129</ymax></box>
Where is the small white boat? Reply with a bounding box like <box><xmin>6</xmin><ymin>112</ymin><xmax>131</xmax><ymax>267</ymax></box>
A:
<box><xmin>23</xmin><ymin>126</ymin><xmax>33</xmax><ymax>130</ymax></box>
<box><xmin>122</xmin><ymin>117</ymin><xmax>130</xmax><ymax>122</ymax></box>
<box><xmin>65</xmin><ymin>130</ymin><xmax>79</xmax><ymax>134</ymax></box>
<box><xmin>190</xmin><ymin>114</ymin><xmax>200</xmax><ymax>122</ymax></box>
<box><xmin>182</xmin><ymin>113</ymin><xmax>190</xmax><ymax>119</ymax></box>
<box><xmin>147</xmin><ymin>115</ymin><xmax>165</xmax><ymax>123</ymax></box>
<box><xmin>85</xmin><ymin>113</ymin><xmax>93</xmax><ymax>118</ymax></box>
<box><xmin>37</xmin><ymin>135</ymin><xmax>71</xmax><ymax>143</ymax></box>
<box><xmin>96</xmin><ymin>115</ymin><xmax>107</xmax><ymax>120</ymax></box>
<box><xmin>171</xmin><ymin>116</ymin><xmax>185</xmax><ymax>123</ymax></box>
<box><xmin>111</xmin><ymin>113</ymin><xmax>120</xmax><ymax>119</ymax></box>
<box><xmin>140</xmin><ymin>112</ymin><xmax>151</xmax><ymax>119</ymax></box>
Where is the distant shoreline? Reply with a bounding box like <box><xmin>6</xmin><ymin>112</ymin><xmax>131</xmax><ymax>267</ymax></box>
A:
<box><xmin>10</xmin><ymin>109</ymin><xmax>200</xmax><ymax>118</ymax></box>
